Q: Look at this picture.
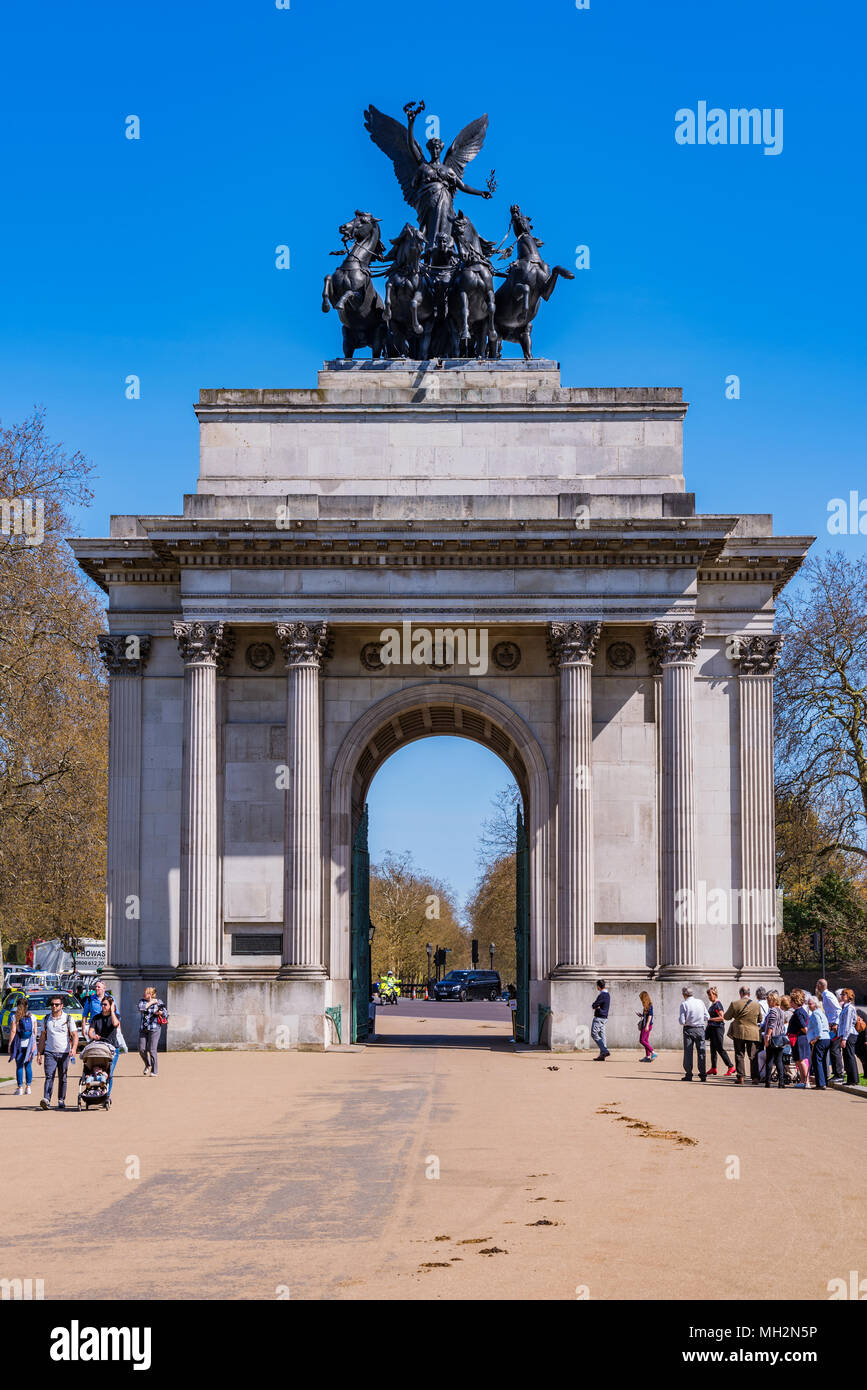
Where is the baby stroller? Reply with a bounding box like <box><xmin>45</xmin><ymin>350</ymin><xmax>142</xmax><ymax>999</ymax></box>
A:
<box><xmin>77</xmin><ymin>1040</ymin><xmax>115</xmax><ymax>1110</ymax></box>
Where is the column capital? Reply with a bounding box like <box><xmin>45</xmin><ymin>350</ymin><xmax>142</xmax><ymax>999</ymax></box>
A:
<box><xmin>98</xmin><ymin>633</ymin><xmax>152</xmax><ymax>676</ymax></box>
<box><xmin>173</xmin><ymin>621</ymin><xmax>235</xmax><ymax>672</ymax></box>
<box><xmin>646</xmin><ymin>620</ymin><xmax>705</xmax><ymax>674</ymax></box>
<box><xmin>732</xmin><ymin>633</ymin><xmax>784</xmax><ymax>675</ymax></box>
<box><xmin>275</xmin><ymin>620</ymin><xmax>333</xmax><ymax>670</ymax></box>
<box><xmin>546</xmin><ymin>621</ymin><xmax>602</xmax><ymax>668</ymax></box>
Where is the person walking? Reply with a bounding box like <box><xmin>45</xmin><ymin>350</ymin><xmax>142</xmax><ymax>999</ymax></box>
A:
<box><xmin>637</xmin><ymin>990</ymin><xmax>656</xmax><ymax>1061</ymax></box>
<box><xmin>788</xmin><ymin>989</ymin><xmax>812</xmax><ymax>1088</ymax></box>
<box><xmin>706</xmin><ymin>987</ymin><xmax>735</xmax><ymax>1077</ymax></box>
<box><xmin>591</xmin><ymin>979</ymin><xmax>610</xmax><ymax>1061</ymax></box>
<box><xmin>8</xmin><ymin>997</ymin><xmax>36</xmax><ymax>1096</ymax></box>
<box><xmin>762</xmin><ymin>992</ymin><xmax>790</xmax><ymax>1088</ymax></box>
<box><xmin>138</xmin><ymin>986</ymin><xmax>167</xmax><ymax>1075</ymax></box>
<box><xmin>807</xmin><ymin>996</ymin><xmax>831</xmax><ymax>1090</ymax></box>
<box><xmin>36</xmin><ymin>994</ymin><xmax>79</xmax><ymax>1110</ymax></box>
<box><xmin>723</xmin><ymin>986</ymin><xmax>762</xmax><ymax>1085</ymax></box>
<box><xmin>817</xmin><ymin>979</ymin><xmax>844</xmax><ymax>1082</ymax></box>
<box><xmin>838</xmin><ymin>989</ymin><xmax>860</xmax><ymax>1087</ymax></box>
<box><xmin>81</xmin><ymin>977</ymin><xmax>108</xmax><ymax>1033</ymax></box>
<box><xmin>678</xmin><ymin>987</ymin><xmax>709</xmax><ymax>1081</ymax></box>
<box><xmin>88</xmin><ymin>995</ymin><xmax>122</xmax><ymax>1090</ymax></box>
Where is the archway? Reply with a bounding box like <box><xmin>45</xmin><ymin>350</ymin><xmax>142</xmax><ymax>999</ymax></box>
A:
<box><xmin>327</xmin><ymin>683</ymin><xmax>553</xmax><ymax>1044</ymax></box>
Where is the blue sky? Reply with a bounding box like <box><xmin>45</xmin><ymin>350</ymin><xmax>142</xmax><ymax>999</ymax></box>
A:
<box><xmin>1</xmin><ymin>0</ymin><xmax>863</xmax><ymax>902</ymax></box>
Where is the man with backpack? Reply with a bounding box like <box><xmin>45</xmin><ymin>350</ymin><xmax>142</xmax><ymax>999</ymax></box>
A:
<box><xmin>37</xmin><ymin>994</ymin><xmax>79</xmax><ymax>1110</ymax></box>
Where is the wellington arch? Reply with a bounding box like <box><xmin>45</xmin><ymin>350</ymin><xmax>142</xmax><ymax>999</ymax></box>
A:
<box><xmin>71</xmin><ymin>360</ymin><xmax>812</xmax><ymax>1051</ymax></box>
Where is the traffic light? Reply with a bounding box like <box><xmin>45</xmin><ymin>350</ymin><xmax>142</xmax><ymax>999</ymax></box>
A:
<box><xmin>471</xmin><ymin>938</ymin><xmax>479</xmax><ymax>967</ymax></box>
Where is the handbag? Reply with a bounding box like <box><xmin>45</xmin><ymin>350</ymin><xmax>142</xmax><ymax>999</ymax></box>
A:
<box><xmin>856</xmin><ymin>1014</ymin><xmax>866</xmax><ymax>1034</ymax></box>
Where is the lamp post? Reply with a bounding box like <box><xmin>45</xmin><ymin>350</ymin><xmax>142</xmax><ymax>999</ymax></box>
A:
<box><xmin>489</xmin><ymin>942</ymin><xmax>495</xmax><ymax>970</ymax></box>
<box><xmin>368</xmin><ymin>918</ymin><xmax>376</xmax><ymax>1002</ymax></box>
<box><xmin>426</xmin><ymin>942</ymin><xmax>432</xmax><ymax>996</ymax></box>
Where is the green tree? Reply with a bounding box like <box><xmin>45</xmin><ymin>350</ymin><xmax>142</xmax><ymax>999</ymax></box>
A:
<box><xmin>778</xmin><ymin>872</ymin><xmax>867</xmax><ymax>970</ymax></box>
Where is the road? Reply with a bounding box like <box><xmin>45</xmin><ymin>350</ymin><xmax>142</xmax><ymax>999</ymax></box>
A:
<box><xmin>2</xmin><ymin>1013</ymin><xmax>865</xmax><ymax>1301</ymax></box>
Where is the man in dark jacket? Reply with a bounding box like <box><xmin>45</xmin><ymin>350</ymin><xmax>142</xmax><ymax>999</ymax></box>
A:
<box><xmin>591</xmin><ymin>979</ymin><xmax>610</xmax><ymax>1060</ymax></box>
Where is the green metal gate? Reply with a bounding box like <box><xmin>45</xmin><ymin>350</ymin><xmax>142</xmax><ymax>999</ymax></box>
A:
<box><xmin>514</xmin><ymin>806</ymin><xmax>530</xmax><ymax>1043</ymax></box>
<box><xmin>351</xmin><ymin>803</ymin><xmax>371</xmax><ymax>1044</ymax></box>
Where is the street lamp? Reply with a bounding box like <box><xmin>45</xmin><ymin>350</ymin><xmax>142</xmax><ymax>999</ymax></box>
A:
<box><xmin>489</xmin><ymin>942</ymin><xmax>495</xmax><ymax>969</ymax></box>
<box><xmin>426</xmin><ymin>942</ymin><xmax>432</xmax><ymax>996</ymax></box>
<box><xmin>368</xmin><ymin>917</ymin><xmax>376</xmax><ymax>1000</ymax></box>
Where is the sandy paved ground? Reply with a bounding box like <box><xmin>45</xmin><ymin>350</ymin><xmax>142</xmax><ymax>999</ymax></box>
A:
<box><xmin>2</xmin><ymin>1012</ymin><xmax>865</xmax><ymax>1301</ymax></box>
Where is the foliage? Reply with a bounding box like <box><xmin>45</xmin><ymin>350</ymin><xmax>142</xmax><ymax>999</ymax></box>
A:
<box><xmin>465</xmin><ymin>851</ymin><xmax>517</xmax><ymax>983</ymax></box>
<box><xmin>776</xmin><ymin>552</ymin><xmax>867</xmax><ymax>866</ymax></box>
<box><xmin>369</xmin><ymin>850</ymin><xmax>467</xmax><ymax>980</ymax></box>
<box><xmin>0</xmin><ymin>409</ymin><xmax>107</xmax><ymax>956</ymax></box>
<box><xmin>778</xmin><ymin>872</ymin><xmax>867</xmax><ymax>969</ymax></box>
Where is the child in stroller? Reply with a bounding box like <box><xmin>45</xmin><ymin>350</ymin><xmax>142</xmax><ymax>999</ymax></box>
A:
<box><xmin>78</xmin><ymin>1039</ymin><xmax>116</xmax><ymax>1110</ymax></box>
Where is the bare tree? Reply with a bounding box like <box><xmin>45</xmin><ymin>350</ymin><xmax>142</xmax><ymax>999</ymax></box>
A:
<box><xmin>776</xmin><ymin>552</ymin><xmax>867</xmax><ymax>865</ymax></box>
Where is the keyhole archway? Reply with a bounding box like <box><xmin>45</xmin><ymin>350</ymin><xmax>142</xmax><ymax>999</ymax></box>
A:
<box><xmin>327</xmin><ymin>683</ymin><xmax>554</xmax><ymax>1042</ymax></box>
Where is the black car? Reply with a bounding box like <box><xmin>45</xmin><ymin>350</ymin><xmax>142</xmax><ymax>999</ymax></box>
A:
<box><xmin>433</xmin><ymin>970</ymin><xmax>502</xmax><ymax>1002</ymax></box>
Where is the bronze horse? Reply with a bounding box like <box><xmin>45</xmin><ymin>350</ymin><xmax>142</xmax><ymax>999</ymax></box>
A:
<box><xmin>494</xmin><ymin>205</ymin><xmax>574</xmax><ymax>359</ymax></box>
<box><xmin>321</xmin><ymin>211</ymin><xmax>387</xmax><ymax>359</ymax></box>
<box><xmin>382</xmin><ymin>223</ymin><xmax>437</xmax><ymax>358</ymax></box>
<box><xmin>445</xmin><ymin>213</ymin><xmax>498</xmax><ymax>359</ymax></box>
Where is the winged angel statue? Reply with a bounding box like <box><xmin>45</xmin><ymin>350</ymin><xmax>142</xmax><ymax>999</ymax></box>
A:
<box><xmin>363</xmin><ymin>100</ymin><xmax>494</xmax><ymax>254</ymax></box>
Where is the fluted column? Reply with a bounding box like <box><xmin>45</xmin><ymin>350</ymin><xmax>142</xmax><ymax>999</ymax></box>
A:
<box><xmin>174</xmin><ymin>621</ymin><xmax>235</xmax><ymax>975</ymax></box>
<box><xmin>647</xmin><ymin>620</ymin><xmax>705</xmax><ymax>975</ymax></box>
<box><xmin>98</xmin><ymin>634</ymin><xmax>152</xmax><ymax>971</ymax></box>
<box><xmin>276</xmin><ymin>622</ymin><xmax>331</xmax><ymax>977</ymax></box>
<box><xmin>735</xmin><ymin>635</ymin><xmax>783</xmax><ymax>975</ymax></box>
<box><xmin>548</xmin><ymin>621</ymin><xmax>602</xmax><ymax>973</ymax></box>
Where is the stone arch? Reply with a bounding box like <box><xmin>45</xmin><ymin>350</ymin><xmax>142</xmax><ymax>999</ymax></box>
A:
<box><xmin>327</xmin><ymin>682</ymin><xmax>553</xmax><ymax>991</ymax></box>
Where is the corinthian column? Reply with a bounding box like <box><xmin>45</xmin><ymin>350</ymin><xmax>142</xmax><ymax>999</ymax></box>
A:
<box><xmin>735</xmin><ymin>635</ymin><xmax>783</xmax><ymax>975</ymax></box>
<box><xmin>548</xmin><ymin>621</ymin><xmax>602</xmax><ymax>974</ymax></box>
<box><xmin>174</xmin><ymin>621</ymin><xmax>235</xmax><ymax>975</ymax></box>
<box><xmin>98</xmin><ymin>634</ymin><xmax>152</xmax><ymax>972</ymax></box>
<box><xmin>275</xmin><ymin>621</ymin><xmax>331</xmax><ymax>977</ymax></box>
<box><xmin>647</xmin><ymin>620</ymin><xmax>705</xmax><ymax>975</ymax></box>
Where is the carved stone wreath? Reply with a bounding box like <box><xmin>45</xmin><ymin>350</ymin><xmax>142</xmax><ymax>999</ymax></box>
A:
<box><xmin>360</xmin><ymin>642</ymin><xmax>386</xmax><ymax>671</ymax></box>
<box><xmin>492</xmin><ymin>640</ymin><xmax>522</xmax><ymax>671</ymax></box>
<box><xmin>245</xmin><ymin>642</ymin><xmax>275</xmax><ymax>672</ymax></box>
<box><xmin>606</xmin><ymin>641</ymin><xmax>635</xmax><ymax>671</ymax></box>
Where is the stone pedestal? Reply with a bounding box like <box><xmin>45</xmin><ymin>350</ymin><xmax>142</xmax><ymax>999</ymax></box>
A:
<box><xmin>174</xmin><ymin>622</ymin><xmax>234</xmax><ymax>978</ymax></box>
<box><xmin>548</xmin><ymin>621</ymin><xmax>601</xmax><ymax>976</ymax></box>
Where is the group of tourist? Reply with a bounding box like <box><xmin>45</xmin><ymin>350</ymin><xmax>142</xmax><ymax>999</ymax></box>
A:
<box><xmin>7</xmin><ymin>979</ymin><xmax>168</xmax><ymax>1109</ymax></box>
<box><xmin>590</xmin><ymin>976</ymin><xmax>867</xmax><ymax>1087</ymax></box>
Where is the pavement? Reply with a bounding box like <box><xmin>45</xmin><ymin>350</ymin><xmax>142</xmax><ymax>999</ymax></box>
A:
<box><xmin>2</xmin><ymin>1007</ymin><xmax>865</xmax><ymax>1301</ymax></box>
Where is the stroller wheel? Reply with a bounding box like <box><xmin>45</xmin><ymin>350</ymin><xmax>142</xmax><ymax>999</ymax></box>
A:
<box><xmin>106</xmin><ymin>1097</ymin><xmax>111</xmax><ymax>1109</ymax></box>
<box><xmin>77</xmin><ymin>1098</ymin><xmax>82</xmax><ymax>1110</ymax></box>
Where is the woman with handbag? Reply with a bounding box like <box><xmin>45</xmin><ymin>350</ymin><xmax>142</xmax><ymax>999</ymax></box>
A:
<box><xmin>138</xmin><ymin>985</ymin><xmax>168</xmax><ymax>1077</ymax></box>
<box><xmin>9</xmin><ymin>997</ymin><xmax>37</xmax><ymax>1096</ymax></box>
<box><xmin>705</xmin><ymin>987</ymin><xmax>735</xmax><ymax>1077</ymax></box>
<box><xmin>637</xmin><ymin>990</ymin><xmax>656</xmax><ymax>1061</ymax></box>
<box><xmin>762</xmin><ymin>992</ymin><xmax>789</xmax><ymax>1088</ymax></box>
